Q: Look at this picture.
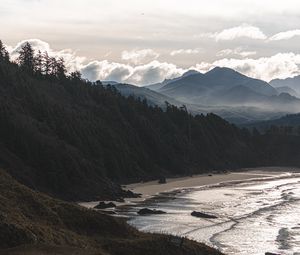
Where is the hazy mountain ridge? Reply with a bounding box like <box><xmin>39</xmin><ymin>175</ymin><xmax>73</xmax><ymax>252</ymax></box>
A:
<box><xmin>271</xmin><ymin>75</ymin><xmax>300</xmax><ymax>93</ymax></box>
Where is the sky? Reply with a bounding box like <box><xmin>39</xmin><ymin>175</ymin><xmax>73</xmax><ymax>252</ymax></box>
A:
<box><xmin>2</xmin><ymin>0</ymin><xmax>300</xmax><ymax>85</ymax></box>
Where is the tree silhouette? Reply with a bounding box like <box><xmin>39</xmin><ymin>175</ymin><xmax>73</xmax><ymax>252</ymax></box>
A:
<box><xmin>43</xmin><ymin>51</ymin><xmax>51</xmax><ymax>76</ymax></box>
<box><xmin>0</xmin><ymin>40</ymin><xmax>9</xmax><ymax>62</ymax></box>
<box><xmin>17</xmin><ymin>42</ymin><xmax>35</xmax><ymax>73</ymax></box>
<box><xmin>35</xmin><ymin>50</ymin><xmax>43</xmax><ymax>74</ymax></box>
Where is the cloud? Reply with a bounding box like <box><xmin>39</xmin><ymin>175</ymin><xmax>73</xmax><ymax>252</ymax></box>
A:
<box><xmin>81</xmin><ymin>60</ymin><xmax>185</xmax><ymax>85</ymax></box>
<box><xmin>121</xmin><ymin>49</ymin><xmax>159</xmax><ymax>65</ymax></box>
<box><xmin>8</xmin><ymin>39</ymin><xmax>85</xmax><ymax>73</ymax></box>
<box><xmin>170</xmin><ymin>48</ymin><xmax>202</xmax><ymax>56</ymax></box>
<box><xmin>194</xmin><ymin>53</ymin><xmax>300</xmax><ymax>81</ymax></box>
<box><xmin>198</xmin><ymin>24</ymin><xmax>267</xmax><ymax>41</ymax></box>
<box><xmin>217</xmin><ymin>47</ymin><xmax>257</xmax><ymax>57</ymax></box>
<box><xmin>269</xmin><ymin>29</ymin><xmax>300</xmax><ymax>41</ymax></box>
<box><xmin>8</xmin><ymin>39</ymin><xmax>185</xmax><ymax>86</ymax></box>
<box><xmin>7</xmin><ymin>39</ymin><xmax>300</xmax><ymax>86</ymax></box>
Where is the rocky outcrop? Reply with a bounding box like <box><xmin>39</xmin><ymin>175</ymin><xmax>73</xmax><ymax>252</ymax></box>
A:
<box><xmin>138</xmin><ymin>208</ymin><xmax>167</xmax><ymax>215</ymax></box>
<box><xmin>191</xmin><ymin>211</ymin><xmax>218</xmax><ymax>219</ymax></box>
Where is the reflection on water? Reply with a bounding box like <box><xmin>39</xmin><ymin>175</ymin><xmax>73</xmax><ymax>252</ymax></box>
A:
<box><xmin>117</xmin><ymin>173</ymin><xmax>300</xmax><ymax>255</ymax></box>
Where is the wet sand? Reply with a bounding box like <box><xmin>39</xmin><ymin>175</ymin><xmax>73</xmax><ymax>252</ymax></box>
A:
<box><xmin>79</xmin><ymin>167</ymin><xmax>300</xmax><ymax>209</ymax></box>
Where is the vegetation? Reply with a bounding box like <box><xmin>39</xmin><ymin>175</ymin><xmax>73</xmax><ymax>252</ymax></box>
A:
<box><xmin>0</xmin><ymin>168</ymin><xmax>223</xmax><ymax>255</ymax></box>
<box><xmin>0</xmin><ymin>39</ymin><xmax>300</xmax><ymax>202</ymax></box>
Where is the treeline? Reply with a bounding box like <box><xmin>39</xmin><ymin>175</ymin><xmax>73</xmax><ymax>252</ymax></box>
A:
<box><xmin>1</xmin><ymin>39</ymin><xmax>300</xmax><ymax>201</ymax></box>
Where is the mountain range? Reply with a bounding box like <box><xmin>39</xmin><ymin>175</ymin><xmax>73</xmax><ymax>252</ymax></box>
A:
<box><xmin>105</xmin><ymin>67</ymin><xmax>300</xmax><ymax>124</ymax></box>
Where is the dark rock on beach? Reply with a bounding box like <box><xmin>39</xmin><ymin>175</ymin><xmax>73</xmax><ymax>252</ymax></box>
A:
<box><xmin>191</xmin><ymin>211</ymin><xmax>218</xmax><ymax>219</ymax></box>
<box><xmin>94</xmin><ymin>201</ymin><xmax>116</xmax><ymax>209</ymax></box>
<box><xmin>138</xmin><ymin>208</ymin><xmax>167</xmax><ymax>215</ymax></box>
<box><xmin>158</xmin><ymin>176</ymin><xmax>167</xmax><ymax>184</ymax></box>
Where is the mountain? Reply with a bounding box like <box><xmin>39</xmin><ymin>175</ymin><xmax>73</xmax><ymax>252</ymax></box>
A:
<box><xmin>112</xmin><ymin>83</ymin><xmax>285</xmax><ymax>124</ymax></box>
<box><xmin>145</xmin><ymin>70</ymin><xmax>200</xmax><ymax>91</ymax></box>
<box><xmin>153</xmin><ymin>67</ymin><xmax>300</xmax><ymax>114</ymax></box>
<box><xmin>271</xmin><ymin>75</ymin><xmax>300</xmax><ymax>93</ymax></box>
<box><xmin>275</xmin><ymin>86</ymin><xmax>299</xmax><ymax>97</ymax></box>
<box><xmin>109</xmin><ymin>83</ymin><xmax>182</xmax><ymax>107</ymax></box>
<box><xmin>243</xmin><ymin>113</ymin><xmax>300</xmax><ymax>132</ymax></box>
<box><xmin>159</xmin><ymin>67</ymin><xmax>277</xmax><ymax>102</ymax></box>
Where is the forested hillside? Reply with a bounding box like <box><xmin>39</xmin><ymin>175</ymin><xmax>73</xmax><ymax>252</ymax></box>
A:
<box><xmin>1</xmin><ymin>40</ymin><xmax>300</xmax><ymax>202</ymax></box>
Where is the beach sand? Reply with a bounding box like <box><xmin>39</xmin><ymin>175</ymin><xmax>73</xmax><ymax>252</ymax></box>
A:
<box><xmin>79</xmin><ymin>167</ymin><xmax>300</xmax><ymax>209</ymax></box>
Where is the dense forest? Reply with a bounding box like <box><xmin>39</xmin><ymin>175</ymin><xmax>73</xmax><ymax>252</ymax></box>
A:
<box><xmin>1</xmin><ymin>40</ymin><xmax>300</xmax><ymax>201</ymax></box>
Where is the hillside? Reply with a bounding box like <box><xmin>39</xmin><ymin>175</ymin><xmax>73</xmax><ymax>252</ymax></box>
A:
<box><xmin>243</xmin><ymin>113</ymin><xmax>300</xmax><ymax>132</ymax></box>
<box><xmin>0</xmin><ymin>168</ymin><xmax>222</xmax><ymax>255</ymax></box>
<box><xmin>1</xmin><ymin>45</ymin><xmax>300</xmax><ymax>204</ymax></box>
<box><xmin>0</xmin><ymin>54</ymin><xmax>260</xmax><ymax>201</ymax></box>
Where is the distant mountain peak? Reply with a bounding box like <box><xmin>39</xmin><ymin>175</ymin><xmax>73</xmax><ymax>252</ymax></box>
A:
<box><xmin>206</xmin><ymin>66</ymin><xmax>241</xmax><ymax>76</ymax></box>
<box><xmin>182</xmin><ymin>69</ymin><xmax>199</xmax><ymax>77</ymax></box>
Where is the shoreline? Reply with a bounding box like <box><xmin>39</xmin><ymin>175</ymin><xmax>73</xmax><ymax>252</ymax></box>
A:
<box><xmin>80</xmin><ymin>166</ymin><xmax>300</xmax><ymax>209</ymax></box>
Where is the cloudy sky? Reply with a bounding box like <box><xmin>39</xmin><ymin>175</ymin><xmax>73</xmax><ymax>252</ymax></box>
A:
<box><xmin>2</xmin><ymin>0</ymin><xmax>300</xmax><ymax>85</ymax></box>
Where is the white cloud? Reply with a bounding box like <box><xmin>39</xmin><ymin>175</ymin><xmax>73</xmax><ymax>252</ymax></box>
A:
<box><xmin>269</xmin><ymin>29</ymin><xmax>300</xmax><ymax>41</ymax></box>
<box><xmin>8</xmin><ymin>39</ymin><xmax>85</xmax><ymax>73</ymax></box>
<box><xmin>194</xmin><ymin>53</ymin><xmax>300</xmax><ymax>81</ymax></box>
<box><xmin>7</xmin><ymin>39</ymin><xmax>300</xmax><ymax>86</ymax></box>
<box><xmin>170</xmin><ymin>48</ymin><xmax>202</xmax><ymax>56</ymax></box>
<box><xmin>198</xmin><ymin>24</ymin><xmax>267</xmax><ymax>41</ymax></box>
<box><xmin>81</xmin><ymin>60</ymin><xmax>185</xmax><ymax>85</ymax></box>
<box><xmin>121</xmin><ymin>49</ymin><xmax>159</xmax><ymax>65</ymax></box>
<box><xmin>217</xmin><ymin>47</ymin><xmax>257</xmax><ymax>57</ymax></box>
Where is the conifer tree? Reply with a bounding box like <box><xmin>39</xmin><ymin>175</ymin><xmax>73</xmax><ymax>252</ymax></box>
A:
<box><xmin>35</xmin><ymin>50</ymin><xmax>43</xmax><ymax>74</ymax></box>
<box><xmin>0</xmin><ymin>40</ymin><xmax>9</xmax><ymax>62</ymax></box>
<box><xmin>43</xmin><ymin>51</ymin><xmax>51</xmax><ymax>76</ymax></box>
<box><xmin>17</xmin><ymin>42</ymin><xmax>35</xmax><ymax>73</ymax></box>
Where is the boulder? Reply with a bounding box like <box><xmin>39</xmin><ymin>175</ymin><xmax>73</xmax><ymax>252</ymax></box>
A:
<box><xmin>138</xmin><ymin>208</ymin><xmax>166</xmax><ymax>215</ymax></box>
<box><xmin>191</xmin><ymin>211</ymin><xmax>217</xmax><ymax>219</ymax></box>
<box><xmin>158</xmin><ymin>176</ymin><xmax>167</xmax><ymax>184</ymax></box>
<box><xmin>94</xmin><ymin>201</ymin><xmax>116</xmax><ymax>209</ymax></box>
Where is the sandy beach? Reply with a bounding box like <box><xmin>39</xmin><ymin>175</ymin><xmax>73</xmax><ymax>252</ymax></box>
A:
<box><xmin>79</xmin><ymin>167</ymin><xmax>300</xmax><ymax>208</ymax></box>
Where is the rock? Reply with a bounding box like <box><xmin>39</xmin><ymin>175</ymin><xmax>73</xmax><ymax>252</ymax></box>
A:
<box><xmin>265</xmin><ymin>253</ymin><xmax>280</xmax><ymax>255</ymax></box>
<box><xmin>137</xmin><ymin>208</ymin><xmax>166</xmax><ymax>215</ymax></box>
<box><xmin>191</xmin><ymin>211</ymin><xmax>217</xmax><ymax>219</ymax></box>
<box><xmin>158</xmin><ymin>176</ymin><xmax>167</xmax><ymax>184</ymax></box>
<box><xmin>94</xmin><ymin>201</ymin><xmax>116</xmax><ymax>209</ymax></box>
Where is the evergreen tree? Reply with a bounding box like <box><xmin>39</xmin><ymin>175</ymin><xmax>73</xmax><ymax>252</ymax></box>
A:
<box><xmin>0</xmin><ymin>40</ymin><xmax>9</xmax><ymax>62</ymax></box>
<box><xmin>56</xmin><ymin>57</ymin><xmax>67</xmax><ymax>79</ymax></box>
<box><xmin>42</xmin><ymin>51</ymin><xmax>51</xmax><ymax>76</ymax></box>
<box><xmin>17</xmin><ymin>42</ymin><xmax>35</xmax><ymax>73</ymax></box>
<box><xmin>35</xmin><ymin>50</ymin><xmax>43</xmax><ymax>74</ymax></box>
<box><xmin>69</xmin><ymin>71</ymin><xmax>82</xmax><ymax>81</ymax></box>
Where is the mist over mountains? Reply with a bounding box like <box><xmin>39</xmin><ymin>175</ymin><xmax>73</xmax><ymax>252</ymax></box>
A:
<box><xmin>105</xmin><ymin>67</ymin><xmax>300</xmax><ymax>124</ymax></box>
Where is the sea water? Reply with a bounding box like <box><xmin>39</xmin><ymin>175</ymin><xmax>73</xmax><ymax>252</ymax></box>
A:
<box><xmin>118</xmin><ymin>173</ymin><xmax>300</xmax><ymax>255</ymax></box>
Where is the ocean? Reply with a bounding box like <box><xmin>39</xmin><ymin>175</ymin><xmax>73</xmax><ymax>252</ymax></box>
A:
<box><xmin>117</xmin><ymin>172</ymin><xmax>300</xmax><ymax>255</ymax></box>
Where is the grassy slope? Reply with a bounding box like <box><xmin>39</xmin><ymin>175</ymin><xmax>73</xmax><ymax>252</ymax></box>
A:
<box><xmin>0</xmin><ymin>169</ymin><xmax>223</xmax><ymax>255</ymax></box>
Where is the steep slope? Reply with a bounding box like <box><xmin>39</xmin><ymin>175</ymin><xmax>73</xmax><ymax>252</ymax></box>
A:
<box><xmin>112</xmin><ymin>83</ymin><xmax>182</xmax><ymax>107</ymax></box>
<box><xmin>0</xmin><ymin>59</ymin><xmax>260</xmax><ymax>201</ymax></box>
<box><xmin>145</xmin><ymin>70</ymin><xmax>200</xmax><ymax>92</ymax></box>
<box><xmin>0</xmin><ymin>169</ymin><xmax>222</xmax><ymax>255</ymax></box>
